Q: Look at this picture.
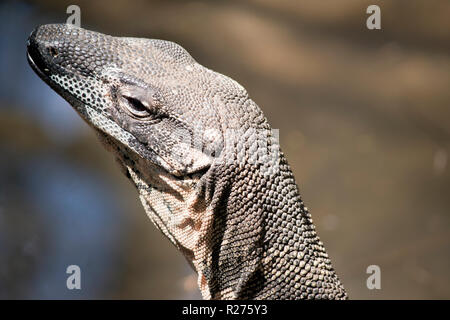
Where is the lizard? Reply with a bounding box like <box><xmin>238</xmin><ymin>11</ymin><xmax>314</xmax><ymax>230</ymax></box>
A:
<box><xmin>26</xmin><ymin>23</ymin><xmax>347</xmax><ymax>300</ymax></box>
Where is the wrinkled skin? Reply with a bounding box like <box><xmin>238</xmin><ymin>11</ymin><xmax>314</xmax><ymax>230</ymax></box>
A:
<box><xmin>27</xmin><ymin>24</ymin><xmax>347</xmax><ymax>299</ymax></box>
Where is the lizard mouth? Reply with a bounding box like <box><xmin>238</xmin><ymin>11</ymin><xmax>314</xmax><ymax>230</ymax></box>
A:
<box><xmin>26</xmin><ymin>30</ymin><xmax>54</xmax><ymax>85</ymax></box>
<box><xmin>27</xmin><ymin>46</ymin><xmax>46</xmax><ymax>79</ymax></box>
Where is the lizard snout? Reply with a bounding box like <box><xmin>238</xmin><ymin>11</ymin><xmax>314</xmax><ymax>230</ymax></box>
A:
<box><xmin>26</xmin><ymin>27</ymin><xmax>50</xmax><ymax>77</ymax></box>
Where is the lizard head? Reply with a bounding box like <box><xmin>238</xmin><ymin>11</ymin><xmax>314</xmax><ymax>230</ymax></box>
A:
<box><xmin>26</xmin><ymin>24</ymin><xmax>273</xmax><ymax>297</ymax></box>
<box><xmin>26</xmin><ymin>23</ymin><xmax>247</xmax><ymax>177</ymax></box>
<box><xmin>27</xmin><ymin>24</ymin><xmax>347</xmax><ymax>300</ymax></box>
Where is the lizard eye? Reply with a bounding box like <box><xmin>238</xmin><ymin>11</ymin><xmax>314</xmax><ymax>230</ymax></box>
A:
<box><xmin>123</xmin><ymin>95</ymin><xmax>152</xmax><ymax>118</ymax></box>
<box><xmin>118</xmin><ymin>84</ymin><xmax>161</xmax><ymax>119</ymax></box>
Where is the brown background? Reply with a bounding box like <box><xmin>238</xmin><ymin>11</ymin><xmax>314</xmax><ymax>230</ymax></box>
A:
<box><xmin>0</xmin><ymin>0</ymin><xmax>449</xmax><ymax>299</ymax></box>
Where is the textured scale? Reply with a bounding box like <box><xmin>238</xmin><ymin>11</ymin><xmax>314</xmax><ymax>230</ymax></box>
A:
<box><xmin>27</xmin><ymin>24</ymin><xmax>347</xmax><ymax>300</ymax></box>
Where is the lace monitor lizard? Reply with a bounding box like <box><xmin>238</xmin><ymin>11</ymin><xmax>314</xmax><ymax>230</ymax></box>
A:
<box><xmin>27</xmin><ymin>24</ymin><xmax>347</xmax><ymax>300</ymax></box>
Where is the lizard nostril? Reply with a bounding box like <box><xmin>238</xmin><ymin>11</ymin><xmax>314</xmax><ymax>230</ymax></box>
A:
<box><xmin>48</xmin><ymin>46</ymin><xmax>59</xmax><ymax>58</ymax></box>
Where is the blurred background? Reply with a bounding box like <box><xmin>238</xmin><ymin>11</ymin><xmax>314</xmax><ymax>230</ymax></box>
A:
<box><xmin>0</xmin><ymin>0</ymin><xmax>449</xmax><ymax>299</ymax></box>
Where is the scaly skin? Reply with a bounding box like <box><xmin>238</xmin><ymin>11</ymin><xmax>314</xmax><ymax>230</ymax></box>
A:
<box><xmin>27</xmin><ymin>24</ymin><xmax>347</xmax><ymax>299</ymax></box>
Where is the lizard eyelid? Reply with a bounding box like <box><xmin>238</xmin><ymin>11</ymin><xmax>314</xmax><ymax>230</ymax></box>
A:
<box><xmin>123</xmin><ymin>95</ymin><xmax>153</xmax><ymax>118</ymax></box>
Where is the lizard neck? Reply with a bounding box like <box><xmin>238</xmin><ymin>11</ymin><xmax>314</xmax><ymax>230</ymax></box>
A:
<box><xmin>196</xmin><ymin>152</ymin><xmax>347</xmax><ymax>300</ymax></box>
<box><xmin>122</xmin><ymin>126</ymin><xmax>347</xmax><ymax>299</ymax></box>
